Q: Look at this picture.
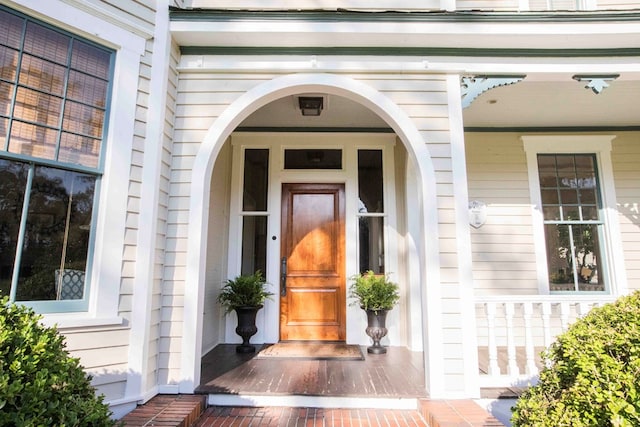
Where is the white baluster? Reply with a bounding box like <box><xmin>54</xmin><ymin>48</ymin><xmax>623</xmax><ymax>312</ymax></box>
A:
<box><xmin>523</xmin><ymin>302</ymin><xmax>538</xmax><ymax>376</ymax></box>
<box><xmin>560</xmin><ymin>302</ymin><xmax>570</xmax><ymax>332</ymax></box>
<box><xmin>577</xmin><ymin>302</ymin><xmax>590</xmax><ymax>318</ymax></box>
<box><xmin>541</xmin><ymin>302</ymin><xmax>552</xmax><ymax>348</ymax></box>
<box><xmin>505</xmin><ymin>302</ymin><xmax>519</xmax><ymax>376</ymax></box>
<box><xmin>485</xmin><ymin>302</ymin><xmax>500</xmax><ymax>375</ymax></box>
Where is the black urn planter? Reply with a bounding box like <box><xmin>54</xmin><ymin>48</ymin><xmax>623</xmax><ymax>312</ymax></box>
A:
<box><xmin>234</xmin><ymin>305</ymin><xmax>262</xmax><ymax>353</ymax></box>
<box><xmin>365</xmin><ymin>309</ymin><xmax>389</xmax><ymax>354</ymax></box>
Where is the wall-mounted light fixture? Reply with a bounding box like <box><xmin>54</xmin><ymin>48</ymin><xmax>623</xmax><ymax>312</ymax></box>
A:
<box><xmin>298</xmin><ymin>96</ymin><xmax>324</xmax><ymax>116</ymax></box>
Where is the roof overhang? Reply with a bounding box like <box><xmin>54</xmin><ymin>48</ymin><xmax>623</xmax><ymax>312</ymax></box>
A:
<box><xmin>170</xmin><ymin>8</ymin><xmax>640</xmax><ymax>51</ymax></box>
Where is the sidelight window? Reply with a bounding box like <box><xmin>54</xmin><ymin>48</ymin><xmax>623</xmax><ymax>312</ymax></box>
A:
<box><xmin>357</xmin><ymin>149</ymin><xmax>385</xmax><ymax>274</ymax></box>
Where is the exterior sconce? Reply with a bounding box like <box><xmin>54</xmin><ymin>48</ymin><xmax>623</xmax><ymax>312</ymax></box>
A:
<box><xmin>298</xmin><ymin>96</ymin><xmax>324</xmax><ymax>116</ymax></box>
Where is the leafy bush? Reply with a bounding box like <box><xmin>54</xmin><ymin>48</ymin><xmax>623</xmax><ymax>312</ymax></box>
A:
<box><xmin>0</xmin><ymin>296</ymin><xmax>117</xmax><ymax>426</ymax></box>
<box><xmin>511</xmin><ymin>291</ymin><xmax>640</xmax><ymax>427</ymax></box>
<box><xmin>349</xmin><ymin>270</ymin><xmax>400</xmax><ymax>313</ymax></box>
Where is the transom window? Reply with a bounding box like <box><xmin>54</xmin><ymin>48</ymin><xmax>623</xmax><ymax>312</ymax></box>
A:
<box><xmin>538</xmin><ymin>154</ymin><xmax>604</xmax><ymax>292</ymax></box>
<box><xmin>0</xmin><ymin>6</ymin><xmax>113</xmax><ymax>310</ymax></box>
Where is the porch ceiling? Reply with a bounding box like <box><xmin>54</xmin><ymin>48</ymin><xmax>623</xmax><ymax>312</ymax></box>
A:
<box><xmin>240</xmin><ymin>77</ymin><xmax>640</xmax><ymax>129</ymax></box>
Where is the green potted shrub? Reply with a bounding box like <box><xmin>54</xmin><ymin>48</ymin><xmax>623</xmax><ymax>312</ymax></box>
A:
<box><xmin>217</xmin><ymin>271</ymin><xmax>273</xmax><ymax>353</ymax></box>
<box><xmin>349</xmin><ymin>270</ymin><xmax>400</xmax><ymax>354</ymax></box>
<box><xmin>0</xmin><ymin>296</ymin><xmax>117</xmax><ymax>426</ymax></box>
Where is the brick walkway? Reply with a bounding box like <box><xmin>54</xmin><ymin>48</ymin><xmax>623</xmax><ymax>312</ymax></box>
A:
<box><xmin>121</xmin><ymin>395</ymin><xmax>505</xmax><ymax>427</ymax></box>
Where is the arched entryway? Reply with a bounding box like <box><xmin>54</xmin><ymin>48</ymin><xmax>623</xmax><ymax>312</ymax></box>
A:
<box><xmin>179</xmin><ymin>73</ymin><xmax>444</xmax><ymax>396</ymax></box>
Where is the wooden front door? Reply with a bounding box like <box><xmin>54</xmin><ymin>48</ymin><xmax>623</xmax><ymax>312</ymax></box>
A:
<box><xmin>280</xmin><ymin>183</ymin><xmax>346</xmax><ymax>341</ymax></box>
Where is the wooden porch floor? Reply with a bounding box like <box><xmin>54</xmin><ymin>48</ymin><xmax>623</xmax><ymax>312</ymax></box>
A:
<box><xmin>196</xmin><ymin>344</ymin><xmax>427</xmax><ymax>399</ymax></box>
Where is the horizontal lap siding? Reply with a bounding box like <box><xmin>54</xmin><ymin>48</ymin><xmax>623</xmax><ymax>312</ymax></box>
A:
<box><xmin>465</xmin><ymin>133</ymin><xmax>538</xmax><ymax>295</ymax></box>
<box><xmin>51</xmin><ymin>0</ymin><xmax>156</xmax><ymax>403</ymax></box>
<box><xmin>155</xmin><ymin>40</ymin><xmax>181</xmax><ymax>391</ymax></box>
<box><xmin>361</xmin><ymin>75</ymin><xmax>467</xmax><ymax>393</ymax></box>
<box><xmin>165</xmin><ymin>72</ymin><xmax>272</xmax><ymax>384</ymax></box>
<box><xmin>611</xmin><ymin>132</ymin><xmax>640</xmax><ymax>292</ymax></box>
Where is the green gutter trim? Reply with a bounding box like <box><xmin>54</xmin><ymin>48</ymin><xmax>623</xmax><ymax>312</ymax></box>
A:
<box><xmin>236</xmin><ymin>127</ymin><xmax>394</xmax><ymax>133</ymax></box>
<box><xmin>464</xmin><ymin>126</ymin><xmax>640</xmax><ymax>132</ymax></box>
<box><xmin>235</xmin><ymin>126</ymin><xmax>640</xmax><ymax>133</ymax></box>
<box><xmin>180</xmin><ymin>46</ymin><xmax>640</xmax><ymax>58</ymax></box>
<box><xmin>169</xmin><ymin>7</ymin><xmax>640</xmax><ymax>23</ymax></box>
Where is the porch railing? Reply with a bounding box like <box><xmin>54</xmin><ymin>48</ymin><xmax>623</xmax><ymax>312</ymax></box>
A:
<box><xmin>475</xmin><ymin>295</ymin><xmax>616</xmax><ymax>388</ymax></box>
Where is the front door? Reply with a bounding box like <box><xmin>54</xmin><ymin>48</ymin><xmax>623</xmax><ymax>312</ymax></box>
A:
<box><xmin>280</xmin><ymin>183</ymin><xmax>346</xmax><ymax>341</ymax></box>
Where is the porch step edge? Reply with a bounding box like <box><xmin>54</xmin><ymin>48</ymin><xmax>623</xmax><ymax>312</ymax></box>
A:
<box><xmin>419</xmin><ymin>399</ymin><xmax>505</xmax><ymax>427</ymax></box>
<box><xmin>207</xmin><ymin>393</ymin><xmax>420</xmax><ymax>410</ymax></box>
<box><xmin>120</xmin><ymin>394</ymin><xmax>207</xmax><ymax>427</ymax></box>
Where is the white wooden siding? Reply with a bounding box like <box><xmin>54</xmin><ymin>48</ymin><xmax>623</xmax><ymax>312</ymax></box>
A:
<box><xmin>465</xmin><ymin>133</ymin><xmax>538</xmax><ymax>295</ymax></box>
<box><xmin>611</xmin><ymin>132</ymin><xmax>640</xmax><ymax>293</ymax></box>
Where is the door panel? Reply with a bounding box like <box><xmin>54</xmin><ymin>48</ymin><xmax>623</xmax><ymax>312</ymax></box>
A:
<box><xmin>280</xmin><ymin>183</ymin><xmax>345</xmax><ymax>341</ymax></box>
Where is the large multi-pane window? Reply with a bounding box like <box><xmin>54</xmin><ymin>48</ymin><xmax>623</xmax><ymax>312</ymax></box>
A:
<box><xmin>537</xmin><ymin>154</ymin><xmax>605</xmax><ymax>292</ymax></box>
<box><xmin>0</xmin><ymin>6</ymin><xmax>112</xmax><ymax>309</ymax></box>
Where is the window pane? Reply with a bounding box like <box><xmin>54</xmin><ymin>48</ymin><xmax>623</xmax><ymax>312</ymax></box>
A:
<box><xmin>15</xmin><ymin>166</ymin><xmax>95</xmax><ymax>301</ymax></box>
<box><xmin>67</xmin><ymin>70</ymin><xmax>108</xmax><ymax>108</ymax></box>
<box><xmin>358</xmin><ymin>150</ymin><xmax>384</xmax><ymax>213</ymax></box>
<box><xmin>0</xmin><ymin>10</ymin><xmax>24</xmax><ymax>49</ymax></box>
<box><xmin>284</xmin><ymin>149</ymin><xmax>342</xmax><ymax>169</ymax></box>
<box><xmin>8</xmin><ymin>120</ymin><xmax>57</xmax><ymax>159</ymax></box>
<box><xmin>540</xmin><ymin>189</ymin><xmax>558</xmax><ymax>205</ymax></box>
<box><xmin>242</xmin><ymin>149</ymin><xmax>268</xmax><ymax>212</ymax></box>
<box><xmin>9</xmin><ymin>120</ymin><xmax>57</xmax><ymax>159</ymax></box>
<box><xmin>0</xmin><ymin>159</ymin><xmax>28</xmax><ymax>297</ymax></box>
<box><xmin>0</xmin><ymin>117</ymin><xmax>7</xmax><ymax>149</ymax></box>
<box><xmin>0</xmin><ymin>46</ymin><xmax>19</xmax><ymax>81</ymax></box>
<box><xmin>241</xmin><ymin>216</ymin><xmax>267</xmax><ymax>276</ymax></box>
<box><xmin>23</xmin><ymin>21</ymin><xmax>70</xmax><ymax>65</ymax></box>
<box><xmin>14</xmin><ymin>86</ymin><xmax>62</xmax><ymax>126</ymax></box>
<box><xmin>572</xmin><ymin>224</ymin><xmax>602</xmax><ymax>291</ymax></box>
<box><xmin>62</xmin><ymin>100</ymin><xmax>104</xmax><ymax>138</ymax></box>
<box><xmin>359</xmin><ymin>216</ymin><xmax>385</xmax><ymax>274</ymax></box>
<box><xmin>58</xmin><ymin>132</ymin><xmax>100</xmax><ymax>168</ymax></box>
<box><xmin>70</xmin><ymin>41</ymin><xmax>110</xmax><ymax>80</ymax></box>
<box><xmin>18</xmin><ymin>54</ymin><xmax>66</xmax><ymax>95</ymax></box>
<box><xmin>545</xmin><ymin>224</ymin><xmax>574</xmax><ymax>290</ymax></box>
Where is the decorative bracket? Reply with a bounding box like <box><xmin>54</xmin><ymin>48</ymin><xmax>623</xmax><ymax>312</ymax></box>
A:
<box><xmin>572</xmin><ymin>74</ymin><xmax>620</xmax><ymax>94</ymax></box>
<box><xmin>460</xmin><ymin>75</ymin><xmax>525</xmax><ymax>108</ymax></box>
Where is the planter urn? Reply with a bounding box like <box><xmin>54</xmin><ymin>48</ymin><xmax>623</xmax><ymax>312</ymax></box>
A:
<box><xmin>234</xmin><ymin>305</ymin><xmax>262</xmax><ymax>353</ymax></box>
<box><xmin>365</xmin><ymin>308</ymin><xmax>389</xmax><ymax>354</ymax></box>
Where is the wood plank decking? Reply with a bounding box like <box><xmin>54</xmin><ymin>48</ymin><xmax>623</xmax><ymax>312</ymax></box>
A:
<box><xmin>197</xmin><ymin>344</ymin><xmax>427</xmax><ymax>399</ymax></box>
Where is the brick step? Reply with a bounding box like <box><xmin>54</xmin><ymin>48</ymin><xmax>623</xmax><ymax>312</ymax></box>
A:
<box><xmin>121</xmin><ymin>395</ymin><xmax>207</xmax><ymax>427</ymax></box>
<box><xmin>420</xmin><ymin>400</ymin><xmax>505</xmax><ymax>427</ymax></box>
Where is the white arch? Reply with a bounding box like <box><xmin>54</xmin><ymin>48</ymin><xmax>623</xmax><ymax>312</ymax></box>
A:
<box><xmin>179</xmin><ymin>73</ymin><xmax>444</xmax><ymax>396</ymax></box>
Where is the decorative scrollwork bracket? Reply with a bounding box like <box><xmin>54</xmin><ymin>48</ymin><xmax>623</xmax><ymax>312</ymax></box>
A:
<box><xmin>460</xmin><ymin>75</ymin><xmax>526</xmax><ymax>109</ymax></box>
<box><xmin>572</xmin><ymin>74</ymin><xmax>620</xmax><ymax>94</ymax></box>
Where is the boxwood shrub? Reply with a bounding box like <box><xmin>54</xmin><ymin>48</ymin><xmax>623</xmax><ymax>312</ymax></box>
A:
<box><xmin>511</xmin><ymin>291</ymin><xmax>640</xmax><ymax>427</ymax></box>
<box><xmin>0</xmin><ymin>296</ymin><xmax>117</xmax><ymax>426</ymax></box>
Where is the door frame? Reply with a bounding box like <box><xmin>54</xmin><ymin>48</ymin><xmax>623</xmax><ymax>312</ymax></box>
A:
<box><xmin>226</xmin><ymin>132</ymin><xmax>398</xmax><ymax>345</ymax></box>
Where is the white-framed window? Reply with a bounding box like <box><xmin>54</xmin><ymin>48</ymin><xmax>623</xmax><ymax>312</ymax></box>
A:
<box><xmin>524</xmin><ymin>135</ymin><xmax>625</xmax><ymax>294</ymax></box>
<box><xmin>0</xmin><ymin>5</ymin><xmax>112</xmax><ymax>312</ymax></box>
